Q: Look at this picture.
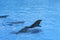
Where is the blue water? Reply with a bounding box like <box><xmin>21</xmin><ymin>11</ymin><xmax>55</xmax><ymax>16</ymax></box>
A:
<box><xmin>0</xmin><ymin>0</ymin><xmax>60</xmax><ymax>40</ymax></box>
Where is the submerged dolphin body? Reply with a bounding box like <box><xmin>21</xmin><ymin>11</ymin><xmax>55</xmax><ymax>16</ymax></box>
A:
<box><xmin>0</xmin><ymin>15</ymin><xmax>9</xmax><ymax>18</ymax></box>
<box><xmin>11</xmin><ymin>20</ymin><xmax>42</xmax><ymax>34</ymax></box>
<box><xmin>7</xmin><ymin>21</ymin><xmax>24</xmax><ymax>26</ymax></box>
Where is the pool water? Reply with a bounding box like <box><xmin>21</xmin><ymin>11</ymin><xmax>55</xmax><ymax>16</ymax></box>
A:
<box><xmin>0</xmin><ymin>0</ymin><xmax>60</xmax><ymax>40</ymax></box>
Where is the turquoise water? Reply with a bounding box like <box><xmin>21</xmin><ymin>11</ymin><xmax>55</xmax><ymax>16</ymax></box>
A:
<box><xmin>0</xmin><ymin>0</ymin><xmax>60</xmax><ymax>40</ymax></box>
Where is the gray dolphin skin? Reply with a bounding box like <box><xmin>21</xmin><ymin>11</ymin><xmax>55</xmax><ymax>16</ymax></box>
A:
<box><xmin>25</xmin><ymin>20</ymin><xmax>42</xmax><ymax>28</ymax></box>
<box><xmin>11</xmin><ymin>20</ymin><xmax>42</xmax><ymax>34</ymax></box>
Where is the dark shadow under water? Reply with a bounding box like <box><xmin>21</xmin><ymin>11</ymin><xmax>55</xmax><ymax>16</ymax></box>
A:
<box><xmin>10</xmin><ymin>28</ymin><xmax>41</xmax><ymax>35</ymax></box>
<box><xmin>30</xmin><ymin>29</ymin><xmax>42</xmax><ymax>34</ymax></box>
